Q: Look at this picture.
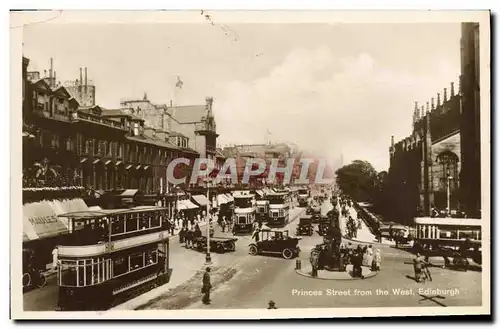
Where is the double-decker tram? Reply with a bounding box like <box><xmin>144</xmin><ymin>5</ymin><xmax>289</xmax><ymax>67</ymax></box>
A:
<box><xmin>413</xmin><ymin>217</ymin><xmax>482</xmax><ymax>264</ymax></box>
<box><xmin>297</xmin><ymin>187</ymin><xmax>310</xmax><ymax>207</ymax></box>
<box><xmin>267</xmin><ymin>192</ymin><xmax>290</xmax><ymax>227</ymax></box>
<box><xmin>232</xmin><ymin>194</ymin><xmax>256</xmax><ymax>234</ymax></box>
<box><xmin>56</xmin><ymin>206</ymin><xmax>171</xmax><ymax>311</ymax></box>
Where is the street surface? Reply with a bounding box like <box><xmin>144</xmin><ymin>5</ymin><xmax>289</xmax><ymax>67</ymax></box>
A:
<box><xmin>24</xmin><ymin>197</ymin><xmax>482</xmax><ymax>311</ymax></box>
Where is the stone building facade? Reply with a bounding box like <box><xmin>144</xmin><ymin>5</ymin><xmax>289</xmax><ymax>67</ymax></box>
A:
<box><xmin>387</xmin><ymin>22</ymin><xmax>482</xmax><ymax>222</ymax></box>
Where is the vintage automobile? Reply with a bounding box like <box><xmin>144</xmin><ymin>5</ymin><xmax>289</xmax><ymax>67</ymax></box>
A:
<box><xmin>317</xmin><ymin>217</ymin><xmax>330</xmax><ymax>236</ymax></box>
<box><xmin>296</xmin><ymin>215</ymin><xmax>314</xmax><ymax>236</ymax></box>
<box><xmin>193</xmin><ymin>236</ymin><xmax>237</xmax><ymax>254</ymax></box>
<box><xmin>248</xmin><ymin>229</ymin><xmax>301</xmax><ymax>259</ymax></box>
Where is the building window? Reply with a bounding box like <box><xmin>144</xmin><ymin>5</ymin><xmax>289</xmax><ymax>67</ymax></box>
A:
<box><xmin>93</xmin><ymin>139</ymin><xmax>99</xmax><ymax>155</ymax></box>
<box><xmin>84</xmin><ymin>139</ymin><xmax>91</xmax><ymax>154</ymax></box>
<box><xmin>51</xmin><ymin>135</ymin><xmax>60</xmax><ymax>149</ymax></box>
<box><xmin>437</xmin><ymin>151</ymin><xmax>459</xmax><ymax>190</ymax></box>
<box><xmin>65</xmin><ymin>137</ymin><xmax>74</xmax><ymax>151</ymax></box>
<box><xmin>118</xmin><ymin>143</ymin><xmax>123</xmax><ymax>158</ymax></box>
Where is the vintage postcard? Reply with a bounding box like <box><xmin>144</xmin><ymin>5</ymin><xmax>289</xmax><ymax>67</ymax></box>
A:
<box><xmin>10</xmin><ymin>10</ymin><xmax>490</xmax><ymax>319</ymax></box>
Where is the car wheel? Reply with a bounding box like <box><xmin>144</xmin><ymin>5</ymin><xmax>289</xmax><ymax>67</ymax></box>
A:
<box><xmin>229</xmin><ymin>241</ymin><xmax>236</xmax><ymax>251</ymax></box>
<box><xmin>249</xmin><ymin>245</ymin><xmax>258</xmax><ymax>255</ymax></box>
<box><xmin>282</xmin><ymin>248</ymin><xmax>293</xmax><ymax>259</ymax></box>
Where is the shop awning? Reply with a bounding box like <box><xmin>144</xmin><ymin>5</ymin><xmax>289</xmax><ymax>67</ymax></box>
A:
<box><xmin>80</xmin><ymin>158</ymin><xmax>88</xmax><ymax>163</ymax></box>
<box><xmin>104</xmin><ymin>160</ymin><xmax>112</xmax><ymax>165</ymax></box>
<box><xmin>93</xmin><ymin>159</ymin><xmax>101</xmax><ymax>164</ymax></box>
<box><xmin>192</xmin><ymin>194</ymin><xmax>210</xmax><ymax>207</ymax></box>
<box><xmin>23</xmin><ymin>201</ymin><xmax>69</xmax><ymax>241</ymax></box>
<box><xmin>255</xmin><ymin>190</ymin><xmax>264</xmax><ymax>197</ymax></box>
<box><xmin>217</xmin><ymin>194</ymin><xmax>229</xmax><ymax>205</ymax></box>
<box><xmin>176</xmin><ymin>200</ymin><xmax>188</xmax><ymax>210</ymax></box>
<box><xmin>183</xmin><ymin>200</ymin><xmax>199</xmax><ymax>209</ymax></box>
<box><xmin>225</xmin><ymin>194</ymin><xmax>234</xmax><ymax>202</ymax></box>
<box><xmin>121</xmin><ymin>189</ymin><xmax>138</xmax><ymax>197</ymax></box>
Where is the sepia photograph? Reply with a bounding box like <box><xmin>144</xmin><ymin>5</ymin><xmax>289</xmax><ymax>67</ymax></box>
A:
<box><xmin>10</xmin><ymin>9</ymin><xmax>490</xmax><ymax>319</ymax></box>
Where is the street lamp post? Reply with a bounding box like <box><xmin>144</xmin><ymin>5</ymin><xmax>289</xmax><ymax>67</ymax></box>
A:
<box><xmin>446</xmin><ymin>170</ymin><xmax>452</xmax><ymax>216</ymax></box>
<box><xmin>205</xmin><ymin>178</ymin><xmax>212</xmax><ymax>265</ymax></box>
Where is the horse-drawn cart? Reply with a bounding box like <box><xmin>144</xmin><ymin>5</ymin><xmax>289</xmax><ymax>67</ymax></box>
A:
<box><xmin>193</xmin><ymin>236</ymin><xmax>238</xmax><ymax>254</ymax></box>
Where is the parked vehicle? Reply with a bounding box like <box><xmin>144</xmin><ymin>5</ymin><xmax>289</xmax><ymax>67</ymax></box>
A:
<box><xmin>193</xmin><ymin>236</ymin><xmax>237</xmax><ymax>254</ymax></box>
<box><xmin>296</xmin><ymin>216</ymin><xmax>313</xmax><ymax>236</ymax></box>
<box><xmin>248</xmin><ymin>229</ymin><xmax>301</xmax><ymax>259</ymax></box>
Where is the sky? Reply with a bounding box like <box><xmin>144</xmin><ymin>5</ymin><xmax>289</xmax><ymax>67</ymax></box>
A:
<box><xmin>20</xmin><ymin>11</ymin><xmax>462</xmax><ymax>172</ymax></box>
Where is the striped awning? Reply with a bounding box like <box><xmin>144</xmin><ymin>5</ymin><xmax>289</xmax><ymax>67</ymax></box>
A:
<box><xmin>255</xmin><ymin>190</ymin><xmax>264</xmax><ymax>197</ymax></box>
<box><xmin>125</xmin><ymin>165</ymin><xmax>132</xmax><ymax>170</ymax></box>
<box><xmin>93</xmin><ymin>159</ymin><xmax>101</xmax><ymax>164</ymax></box>
<box><xmin>104</xmin><ymin>160</ymin><xmax>112</xmax><ymax>165</ymax></box>
<box><xmin>136</xmin><ymin>165</ymin><xmax>142</xmax><ymax>170</ymax></box>
<box><xmin>192</xmin><ymin>194</ymin><xmax>210</xmax><ymax>207</ymax></box>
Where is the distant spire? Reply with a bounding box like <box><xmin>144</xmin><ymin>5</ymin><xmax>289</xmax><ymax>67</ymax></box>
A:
<box><xmin>437</xmin><ymin>93</ymin><xmax>441</xmax><ymax>106</ymax></box>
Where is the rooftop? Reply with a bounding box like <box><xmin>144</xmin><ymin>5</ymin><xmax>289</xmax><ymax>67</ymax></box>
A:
<box><xmin>166</xmin><ymin>105</ymin><xmax>206</xmax><ymax>124</ymax></box>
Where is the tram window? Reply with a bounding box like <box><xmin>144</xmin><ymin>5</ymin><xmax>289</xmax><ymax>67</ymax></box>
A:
<box><xmin>113</xmin><ymin>257</ymin><xmax>127</xmax><ymax>276</ymax></box>
<box><xmin>59</xmin><ymin>260</ymin><xmax>77</xmax><ymax>286</ymax></box>
<box><xmin>151</xmin><ymin>213</ymin><xmax>160</xmax><ymax>227</ymax></box>
<box><xmin>272</xmin><ymin>212</ymin><xmax>278</xmax><ymax>218</ymax></box>
<box><xmin>459</xmin><ymin>230</ymin><xmax>474</xmax><ymax>240</ymax></box>
<box><xmin>258</xmin><ymin>207</ymin><xmax>265</xmax><ymax>213</ymax></box>
<box><xmin>129</xmin><ymin>252</ymin><xmax>144</xmax><ymax>271</ymax></box>
<box><xmin>439</xmin><ymin>230</ymin><xmax>453</xmax><ymax>239</ymax></box>
<box><xmin>112</xmin><ymin>217</ymin><xmax>125</xmax><ymax>234</ymax></box>
<box><xmin>238</xmin><ymin>216</ymin><xmax>246</xmax><ymax>224</ymax></box>
<box><xmin>126</xmin><ymin>214</ymin><xmax>138</xmax><ymax>232</ymax></box>
<box><xmin>85</xmin><ymin>260</ymin><xmax>93</xmax><ymax>286</ymax></box>
<box><xmin>146</xmin><ymin>250</ymin><xmax>157</xmax><ymax>265</ymax></box>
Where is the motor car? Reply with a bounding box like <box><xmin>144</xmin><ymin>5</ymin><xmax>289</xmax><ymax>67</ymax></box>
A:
<box><xmin>248</xmin><ymin>229</ymin><xmax>301</xmax><ymax>259</ymax></box>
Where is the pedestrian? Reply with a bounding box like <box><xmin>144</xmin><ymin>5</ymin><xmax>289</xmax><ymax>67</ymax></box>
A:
<box><xmin>52</xmin><ymin>246</ymin><xmax>58</xmax><ymax>270</ymax></box>
<box><xmin>221</xmin><ymin>218</ymin><xmax>226</xmax><ymax>233</ymax></box>
<box><xmin>373</xmin><ymin>248</ymin><xmax>381</xmax><ymax>271</ymax></box>
<box><xmin>267</xmin><ymin>300</ymin><xmax>278</xmax><ymax>309</ymax></box>
<box><xmin>202</xmin><ymin>267</ymin><xmax>212</xmax><ymax>304</ymax></box>
<box><xmin>413</xmin><ymin>252</ymin><xmax>426</xmax><ymax>282</ymax></box>
<box><xmin>252</xmin><ymin>227</ymin><xmax>260</xmax><ymax>242</ymax></box>
<box><xmin>366</xmin><ymin>245</ymin><xmax>374</xmax><ymax>267</ymax></box>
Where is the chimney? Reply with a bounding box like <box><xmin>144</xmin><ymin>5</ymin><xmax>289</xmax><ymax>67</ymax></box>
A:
<box><xmin>437</xmin><ymin>93</ymin><xmax>441</xmax><ymax>106</ymax></box>
<box><xmin>391</xmin><ymin>135</ymin><xmax>395</xmax><ymax>147</ymax></box>
<box><xmin>421</xmin><ymin>105</ymin><xmax>425</xmax><ymax>118</ymax></box>
<box><xmin>133</xmin><ymin>122</ymin><xmax>139</xmax><ymax>136</ymax></box>
<box><xmin>431</xmin><ymin>98</ymin><xmax>435</xmax><ymax>110</ymax></box>
<box><xmin>85</xmin><ymin>67</ymin><xmax>88</xmax><ymax>87</ymax></box>
<box><xmin>414</xmin><ymin>101</ymin><xmax>419</xmax><ymax>120</ymax></box>
<box><xmin>426</xmin><ymin>101</ymin><xmax>430</xmax><ymax>113</ymax></box>
<box><xmin>169</xmin><ymin>100</ymin><xmax>173</xmax><ymax>107</ymax></box>
<box><xmin>44</xmin><ymin>70</ymin><xmax>47</xmax><ymax>77</ymax></box>
<box><xmin>50</xmin><ymin>57</ymin><xmax>53</xmax><ymax>78</ymax></box>
<box><xmin>54</xmin><ymin>71</ymin><xmax>57</xmax><ymax>84</ymax></box>
<box><xmin>443</xmin><ymin>88</ymin><xmax>447</xmax><ymax>102</ymax></box>
<box><xmin>451</xmin><ymin>82</ymin><xmax>455</xmax><ymax>96</ymax></box>
<box><xmin>80</xmin><ymin>68</ymin><xmax>83</xmax><ymax>86</ymax></box>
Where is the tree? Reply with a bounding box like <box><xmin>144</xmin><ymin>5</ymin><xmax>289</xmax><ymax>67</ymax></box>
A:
<box><xmin>335</xmin><ymin>160</ymin><xmax>379</xmax><ymax>202</ymax></box>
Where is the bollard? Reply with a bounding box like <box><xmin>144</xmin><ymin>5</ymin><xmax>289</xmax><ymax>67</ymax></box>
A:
<box><xmin>296</xmin><ymin>259</ymin><xmax>301</xmax><ymax>270</ymax></box>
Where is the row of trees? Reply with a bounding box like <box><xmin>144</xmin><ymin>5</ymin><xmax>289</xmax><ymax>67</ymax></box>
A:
<box><xmin>335</xmin><ymin>160</ymin><xmax>390</xmax><ymax>216</ymax></box>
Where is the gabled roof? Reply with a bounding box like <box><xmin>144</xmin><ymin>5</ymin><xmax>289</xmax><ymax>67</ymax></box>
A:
<box><xmin>166</xmin><ymin>105</ymin><xmax>206</xmax><ymax>124</ymax></box>
<box><xmin>30</xmin><ymin>79</ymin><xmax>51</xmax><ymax>92</ymax></box>
<box><xmin>51</xmin><ymin>85</ymin><xmax>73</xmax><ymax>99</ymax></box>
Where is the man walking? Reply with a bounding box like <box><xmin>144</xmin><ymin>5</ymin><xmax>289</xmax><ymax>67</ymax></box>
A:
<box><xmin>202</xmin><ymin>267</ymin><xmax>212</xmax><ymax>304</ymax></box>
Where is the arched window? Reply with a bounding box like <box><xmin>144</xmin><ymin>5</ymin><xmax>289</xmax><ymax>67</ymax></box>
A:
<box><xmin>436</xmin><ymin>151</ymin><xmax>459</xmax><ymax>190</ymax></box>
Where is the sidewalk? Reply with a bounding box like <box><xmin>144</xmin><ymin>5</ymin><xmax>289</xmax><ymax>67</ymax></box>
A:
<box><xmin>337</xmin><ymin>204</ymin><xmax>377</xmax><ymax>244</ymax></box>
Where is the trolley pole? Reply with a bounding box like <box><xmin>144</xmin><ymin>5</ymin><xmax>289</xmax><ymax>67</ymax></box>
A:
<box><xmin>205</xmin><ymin>179</ymin><xmax>212</xmax><ymax>265</ymax></box>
